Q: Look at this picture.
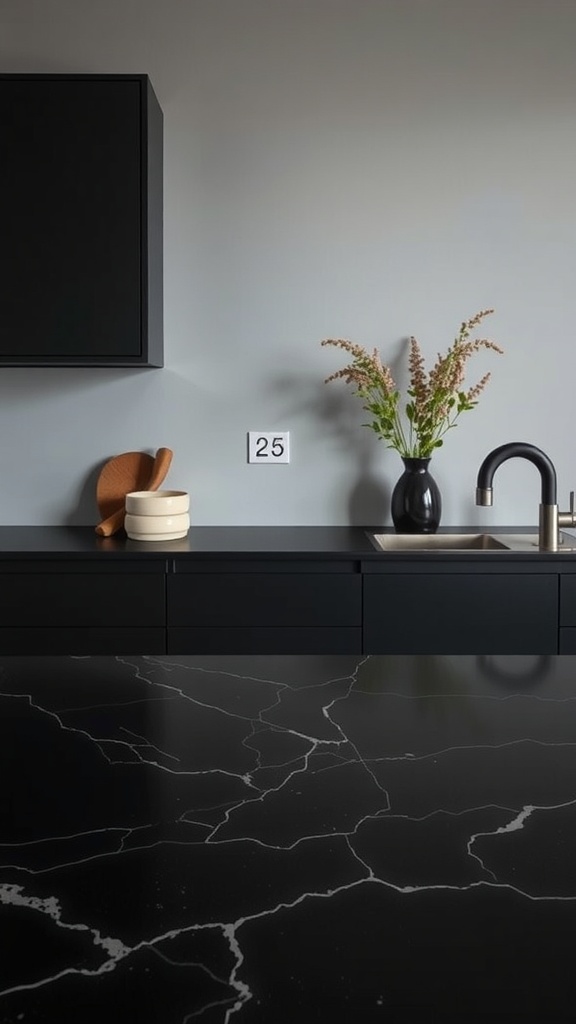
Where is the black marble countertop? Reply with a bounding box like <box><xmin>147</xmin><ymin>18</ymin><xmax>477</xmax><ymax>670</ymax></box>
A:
<box><xmin>1</xmin><ymin>652</ymin><xmax>576</xmax><ymax>1021</ymax></box>
<box><xmin>0</xmin><ymin>525</ymin><xmax>575</xmax><ymax>562</ymax></box>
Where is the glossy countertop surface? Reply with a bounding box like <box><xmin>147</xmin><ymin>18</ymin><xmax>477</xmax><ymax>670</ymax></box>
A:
<box><xmin>0</xmin><ymin>525</ymin><xmax>370</xmax><ymax>557</ymax></box>
<box><xmin>0</xmin><ymin>524</ymin><xmax>576</xmax><ymax>561</ymax></box>
<box><xmin>1</xmin><ymin>652</ymin><xmax>576</xmax><ymax>1021</ymax></box>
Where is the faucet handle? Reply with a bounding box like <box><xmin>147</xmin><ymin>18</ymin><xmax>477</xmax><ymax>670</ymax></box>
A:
<box><xmin>558</xmin><ymin>490</ymin><xmax>576</xmax><ymax>530</ymax></box>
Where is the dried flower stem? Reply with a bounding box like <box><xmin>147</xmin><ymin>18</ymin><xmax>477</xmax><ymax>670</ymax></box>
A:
<box><xmin>321</xmin><ymin>309</ymin><xmax>503</xmax><ymax>458</ymax></box>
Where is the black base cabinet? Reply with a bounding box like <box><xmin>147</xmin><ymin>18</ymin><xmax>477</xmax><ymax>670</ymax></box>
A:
<box><xmin>167</xmin><ymin>567</ymin><xmax>362</xmax><ymax>654</ymax></box>
<box><xmin>363</xmin><ymin>572</ymin><xmax>559</xmax><ymax>654</ymax></box>
<box><xmin>0</xmin><ymin>535</ymin><xmax>573</xmax><ymax>656</ymax></box>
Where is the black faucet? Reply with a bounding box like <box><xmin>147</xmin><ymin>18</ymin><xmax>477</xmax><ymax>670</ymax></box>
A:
<box><xmin>476</xmin><ymin>442</ymin><xmax>574</xmax><ymax>551</ymax></box>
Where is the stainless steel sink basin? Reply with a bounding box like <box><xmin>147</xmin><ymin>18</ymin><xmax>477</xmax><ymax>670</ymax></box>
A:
<box><xmin>368</xmin><ymin>532</ymin><xmax>511</xmax><ymax>552</ymax></box>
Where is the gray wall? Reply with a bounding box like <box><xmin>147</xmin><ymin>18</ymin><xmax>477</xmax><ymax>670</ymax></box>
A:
<box><xmin>2</xmin><ymin>0</ymin><xmax>575</xmax><ymax>527</ymax></box>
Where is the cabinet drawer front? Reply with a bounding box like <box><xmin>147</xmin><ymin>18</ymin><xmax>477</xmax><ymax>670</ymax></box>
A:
<box><xmin>0</xmin><ymin>628</ymin><xmax>165</xmax><ymax>655</ymax></box>
<box><xmin>0</xmin><ymin>574</ymin><xmax>165</xmax><ymax>627</ymax></box>
<box><xmin>168</xmin><ymin>574</ymin><xmax>361</xmax><ymax>627</ymax></box>
<box><xmin>168</xmin><ymin>627</ymin><xmax>362</xmax><ymax>655</ymax></box>
<box><xmin>364</xmin><ymin>574</ymin><xmax>558</xmax><ymax>654</ymax></box>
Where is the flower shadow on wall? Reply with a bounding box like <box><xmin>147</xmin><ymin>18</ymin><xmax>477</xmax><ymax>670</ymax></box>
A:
<box><xmin>271</xmin><ymin>368</ymin><xmax>392</xmax><ymax>524</ymax></box>
<box><xmin>321</xmin><ymin>387</ymin><xmax>392</xmax><ymax>524</ymax></box>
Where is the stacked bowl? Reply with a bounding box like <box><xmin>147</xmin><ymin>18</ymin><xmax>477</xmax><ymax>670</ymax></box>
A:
<box><xmin>124</xmin><ymin>490</ymin><xmax>190</xmax><ymax>541</ymax></box>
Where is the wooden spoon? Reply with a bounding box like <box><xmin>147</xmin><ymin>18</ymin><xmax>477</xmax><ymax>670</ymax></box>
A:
<box><xmin>95</xmin><ymin>447</ymin><xmax>174</xmax><ymax>537</ymax></box>
<box><xmin>143</xmin><ymin>447</ymin><xmax>173</xmax><ymax>492</ymax></box>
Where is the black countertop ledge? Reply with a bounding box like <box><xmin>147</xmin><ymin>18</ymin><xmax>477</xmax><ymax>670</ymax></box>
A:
<box><xmin>0</xmin><ymin>524</ymin><xmax>575</xmax><ymax>561</ymax></box>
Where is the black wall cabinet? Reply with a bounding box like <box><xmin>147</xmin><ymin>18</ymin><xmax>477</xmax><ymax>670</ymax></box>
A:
<box><xmin>0</xmin><ymin>74</ymin><xmax>163</xmax><ymax>366</ymax></box>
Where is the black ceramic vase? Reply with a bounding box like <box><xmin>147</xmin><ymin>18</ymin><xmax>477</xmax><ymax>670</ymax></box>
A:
<box><xmin>391</xmin><ymin>457</ymin><xmax>442</xmax><ymax>534</ymax></box>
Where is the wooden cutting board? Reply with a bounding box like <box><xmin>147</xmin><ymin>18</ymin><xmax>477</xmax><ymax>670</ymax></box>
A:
<box><xmin>96</xmin><ymin>451</ymin><xmax>156</xmax><ymax>521</ymax></box>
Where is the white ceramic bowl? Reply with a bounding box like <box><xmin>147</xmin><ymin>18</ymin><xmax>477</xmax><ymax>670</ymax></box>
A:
<box><xmin>124</xmin><ymin>511</ymin><xmax>190</xmax><ymax>541</ymax></box>
<box><xmin>125</xmin><ymin>490</ymin><xmax>190</xmax><ymax>516</ymax></box>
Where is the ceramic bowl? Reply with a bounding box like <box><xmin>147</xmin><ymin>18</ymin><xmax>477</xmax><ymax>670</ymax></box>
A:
<box><xmin>125</xmin><ymin>490</ymin><xmax>189</xmax><ymax>516</ymax></box>
<box><xmin>124</xmin><ymin>511</ymin><xmax>190</xmax><ymax>541</ymax></box>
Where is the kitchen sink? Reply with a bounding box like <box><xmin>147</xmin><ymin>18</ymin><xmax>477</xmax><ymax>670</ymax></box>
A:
<box><xmin>367</xmin><ymin>531</ymin><xmax>576</xmax><ymax>553</ymax></box>
<box><xmin>368</xmin><ymin>533</ymin><xmax>510</xmax><ymax>551</ymax></box>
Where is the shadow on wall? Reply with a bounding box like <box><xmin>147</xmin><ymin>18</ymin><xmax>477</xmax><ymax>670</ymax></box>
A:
<box><xmin>273</xmin><ymin>372</ymin><xmax>390</xmax><ymax>525</ymax></box>
<box><xmin>347</xmin><ymin>448</ymin><xmax>390</xmax><ymax>526</ymax></box>
<box><xmin>0</xmin><ymin>367</ymin><xmax>161</xmax><ymax>527</ymax></box>
<box><xmin>65</xmin><ymin>460</ymin><xmax>106</xmax><ymax>526</ymax></box>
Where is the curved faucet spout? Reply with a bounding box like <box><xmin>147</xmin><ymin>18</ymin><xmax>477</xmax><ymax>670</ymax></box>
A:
<box><xmin>475</xmin><ymin>441</ymin><xmax>560</xmax><ymax>551</ymax></box>
<box><xmin>476</xmin><ymin>442</ymin><xmax>557</xmax><ymax>507</ymax></box>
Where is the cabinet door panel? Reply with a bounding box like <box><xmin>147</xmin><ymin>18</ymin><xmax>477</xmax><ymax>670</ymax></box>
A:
<box><xmin>168</xmin><ymin>574</ymin><xmax>361</xmax><ymax>628</ymax></box>
<box><xmin>560</xmin><ymin>576</ymin><xmax>576</xmax><ymax>626</ymax></box>
<box><xmin>0</xmin><ymin>574</ymin><xmax>165</xmax><ymax>627</ymax></box>
<box><xmin>0</xmin><ymin>628</ymin><xmax>165</xmax><ymax>655</ymax></box>
<box><xmin>364</xmin><ymin>574</ymin><xmax>558</xmax><ymax>654</ymax></box>
<box><xmin>559</xmin><ymin>628</ymin><xmax>576</xmax><ymax>654</ymax></box>
<box><xmin>0</xmin><ymin>74</ymin><xmax>162</xmax><ymax>366</ymax></box>
<box><xmin>168</xmin><ymin>627</ymin><xmax>362</xmax><ymax>655</ymax></box>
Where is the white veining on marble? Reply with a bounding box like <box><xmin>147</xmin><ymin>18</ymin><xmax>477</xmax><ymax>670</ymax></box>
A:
<box><xmin>0</xmin><ymin>883</ymin><xmax>130</xmax><ymax>995</ymax></box>
<box><xmin>2</xmin><ymin>654</ymin><xmax>576</xmax><ymax>1020</ymax></box>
